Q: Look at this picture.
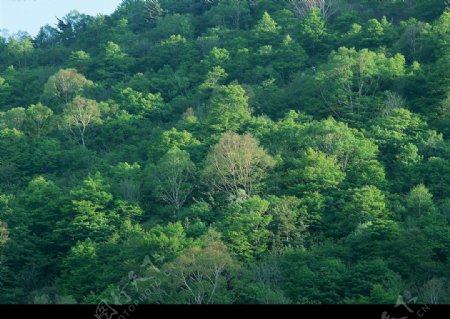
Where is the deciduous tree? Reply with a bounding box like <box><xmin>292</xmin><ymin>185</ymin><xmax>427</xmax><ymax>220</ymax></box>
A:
<box><xmin>203</xmin><ymin>132</ymin><xmax>274</xmax><ymax>197</ymax></box>
<box><xmin>62</xmin><ymin>96</ymin><xmax>101</xmax><ymax>147</ymax></box>
<box><xmin>43</xmin><ymin>69</ymin><xmax>93</xmax><ymax>106</ymax></box>
<box><xmin>150</xmin><ymin>148</ymin><xmax>196</xmax><ymax>218</ymax></box>
<box><xmin>25</xmin><ymin>103</ymin><xmax>53</xmax><ymax>137</ymax></box>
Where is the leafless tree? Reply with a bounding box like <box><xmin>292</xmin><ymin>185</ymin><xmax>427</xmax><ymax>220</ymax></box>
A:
<box><xmin>381</xmin><ymin>91</ymin><xmax>405</xmax><ymax>117</ymax></box>
<box><xmin>117</xmin><ymin>179</ymin><xmax>141</xmax><ymax>203</ymax></box>
<box><xmin>289</xmin><ymin>0</ymin><xmax>337</xmax><ymax>21</ymax></box>
<box><xmin>421</xmin><ymin>278</ymin><xmax>448</xmax><ymax>304</ymax></box>
<box><xmin>145</xmin><ymin>0</ymin><xmax>164</xmax><ymax>20</ymax></box>
<box><xmin>0</xmin><ymin>221</ymin><xmax>9</xmax><ymax>247</ymax></box>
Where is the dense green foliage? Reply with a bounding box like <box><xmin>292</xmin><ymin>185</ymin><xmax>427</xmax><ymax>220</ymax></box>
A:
<box><xmin>0</xmin><ymin>0</ymin><xmax>449</xmax><ymax>304</ymax></box>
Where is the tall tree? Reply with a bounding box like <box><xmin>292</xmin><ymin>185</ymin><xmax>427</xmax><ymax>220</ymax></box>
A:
<box><xmin>43</xmin><ymin>69</ymin><xmax>93</xmax><ymax>107</ymax></box>
<box><xmin>62</xmin><ymin>96</ymin><xmax>101</xmax><ymax>147</ymax></box>
<box><xmin>315</xmin><ymin>47</ymin><xmax>407</xmax><ymax>121</ymax></box>
<box><xmin>289</xmin><ymin>0</ymin><xmax>337</xmax><ymax>21</ymax></box>
<box><xmin>405</xmin><ymin>184</ymin><xmax>436</xmax><ymax>220</ymax></box>
<box><xmin>6</xmin><ymin>36</ymin><xmax>33</xmax><ymax>67</ymax></box>
<box><xmin>144</xmin><ymin>230</ymin><xmax>238</xmax><ymax>304</ymax></box>
<box><xmin>25</xmin><ymin>103</ymin><xmax>53</xmax><ymax>137</ymax></box>
<box><xmin>203</xmin><ymin>132</ymin><xmax>274</xmax><ymax>197</ymax></box>
<box><xmin>218</xmin><ymin>196</ymin><xmax>272</xmax><ymax>260</ymax></box>
<box><xmin>206</xmin><ymin>84</ymin><xmax>252</xmax><ymax>132</ymax></box>
<box><xmin>149</xmin><ymin>148</ymin><xmax>196</xmax><ymax>218</ymax></box>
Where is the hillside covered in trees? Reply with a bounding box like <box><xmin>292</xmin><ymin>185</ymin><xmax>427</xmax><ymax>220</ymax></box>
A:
<box><xmin>0</xmin><ymin>0</ymin><xmax>449</xmax><ymax>304</ymax></box>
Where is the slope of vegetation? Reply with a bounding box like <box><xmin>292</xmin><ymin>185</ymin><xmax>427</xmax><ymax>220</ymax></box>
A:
<box><xmin>0</xmin><ymin>0</ymin><xmax>449</xmax><ymax>304</ymax></box>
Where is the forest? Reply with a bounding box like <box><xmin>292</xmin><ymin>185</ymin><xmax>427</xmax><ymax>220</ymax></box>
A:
<box><xmin>0</xmin><ymin>0</ymin><xmax>449</xmax><ymax>305</ymax></box>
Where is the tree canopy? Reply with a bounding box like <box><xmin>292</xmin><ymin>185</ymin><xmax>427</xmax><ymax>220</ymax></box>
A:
<box><xmin>0</xmin><ymin>0</ymin><xmax>449</xmax><ymax>305</ymax></box>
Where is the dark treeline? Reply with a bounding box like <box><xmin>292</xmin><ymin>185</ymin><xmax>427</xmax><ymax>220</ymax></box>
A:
<box><xmin>0</xmin><ymin>0</ymin><xmax>449</xmax><ymax>304</ymax></box>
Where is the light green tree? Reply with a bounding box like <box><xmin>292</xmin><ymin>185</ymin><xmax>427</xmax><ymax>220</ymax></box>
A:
<box><xmin>25</xmin><ymin>103</ymin><xmax>53</xmax><ymax>137</ymax></box>
<box><xmin>150</xmin><ymin>148</ymin><xmax>196</xmax><ymax>218</ymax></box>
<box><xmin>43</xmin><ymin>69</ymin><xmax>94</xmax><ymax>106</ymax></box>
<box><xmin>203</xmin><ymin>132</ymin><xmax>274</xmax><ymax>197</ymax></box>
<box><xmin>406</xmin><ymin>184</ymin><xmax>436</xmax><ymax>218</ymax></box>
<box><xmin>206</xmin><ymin>84</ymin><xmax>252</xmax><ymax>132</ymax></box>
<box><xmin>218</xmin><ymin>196</ymin><xmax>272</xmax><ymax>260</ymax></box>
<box><xmin>62</xmin><ymin>96</ymin><xmax>102</xmax><ymax>147</ymax></box>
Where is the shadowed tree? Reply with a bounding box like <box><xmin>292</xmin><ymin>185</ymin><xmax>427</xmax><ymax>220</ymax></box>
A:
<box><xmin>149</xmin><ymin>148</ymin><xmax>196</xmax><ymax>218</ymax></box>
<box><xmin>145</xmin><ymin>230</ymin><xmax>238</xmax><ymax>304</ymax></box>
